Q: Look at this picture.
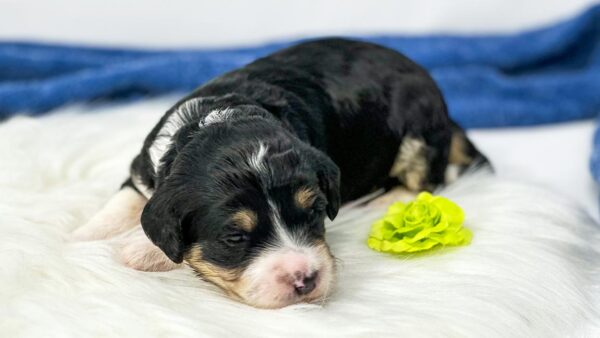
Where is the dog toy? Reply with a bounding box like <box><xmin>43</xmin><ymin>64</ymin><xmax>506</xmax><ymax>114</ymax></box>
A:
<box><xmin>367</xmin><ymin>192</ymin><xmax>472</xmax><ymax>254</ymax></box>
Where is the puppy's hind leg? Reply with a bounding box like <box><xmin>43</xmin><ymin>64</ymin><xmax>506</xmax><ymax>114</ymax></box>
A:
<box><xmin>388</xmin><ymin>135</ymin><xmax>433</xmax><ymax>192</ymax></box>
<box><xmin>71</xmin><ymin>180</ymin><xmax>147</xmax><ymax>241</ymax></box>
<box><xmin>445</xmin><ymin>122</ymin><xmax>492</xmax><ymax>183</ymax></box>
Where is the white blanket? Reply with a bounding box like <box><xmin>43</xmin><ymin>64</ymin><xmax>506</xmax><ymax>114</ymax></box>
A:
<box><xmin>1</xmin><ymin>98</ymin><xmax>599</xmax><ymax>337</ymax></box>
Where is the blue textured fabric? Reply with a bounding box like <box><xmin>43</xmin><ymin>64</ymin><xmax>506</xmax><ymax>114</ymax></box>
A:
<box><xmin>1</xmin><ymin>5</ymin><xmax>599</xmax><ymax>129</ymax></box>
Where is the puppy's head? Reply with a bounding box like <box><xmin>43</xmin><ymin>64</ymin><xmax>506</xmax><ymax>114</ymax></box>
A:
<box><xmin>141</xmin><ymin>130</ymin><xmax>340</xmax><ymax>308</ymax></box>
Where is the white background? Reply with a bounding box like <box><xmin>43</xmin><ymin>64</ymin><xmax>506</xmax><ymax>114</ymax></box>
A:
<box><xmin>0</xmin><ymin>0</ymin><xmax>597</xmax><ymax>47</ymax></box>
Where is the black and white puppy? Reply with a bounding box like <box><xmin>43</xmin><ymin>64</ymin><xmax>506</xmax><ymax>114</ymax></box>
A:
<box><xmin>72</xmin><ymin>38</ymin><xmax>487</xmax><ymax>308</ymax></box>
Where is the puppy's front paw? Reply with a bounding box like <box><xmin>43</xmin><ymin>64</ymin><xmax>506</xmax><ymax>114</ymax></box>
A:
<box><xmin>70</xmin><ymin>187</ymin><xmax>147</xmax><ymax>242</ymax></box>
<box><xmin>70</xmin><ymin>219</ymin><xmax>118</xmax><ymax>242</ymax></box>
<box><xmin>114</xmin><ymin>227</ymin><xmax>181</xmax><ymax>272</ymax></box>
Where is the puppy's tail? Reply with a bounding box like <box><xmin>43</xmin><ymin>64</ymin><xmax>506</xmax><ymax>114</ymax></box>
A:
<box><xmin>446</xmin><ymin>122</ymin><xmax>492</xmax><ymax>182</ymax></box>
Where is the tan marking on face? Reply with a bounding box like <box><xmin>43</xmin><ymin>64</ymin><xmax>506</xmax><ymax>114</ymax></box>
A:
<box><xmin>294</xmin><ymin>187</ymin><xmax>317</xmax><ymax>209</ymax></box>
<box><xmin>449</xmin><ymin>132</ymin><xmax>473</xmax><ymax>165</ymax></box>
<box><xmin>303</xmin><ymin>240</ymin><xmax>337</xmax><ymax>304</ymax></box>
<box><xmin>184</xmin><ymin>245</ymin><xmax>247</xmax><ymax>301</ymax></box>
<box><xmin>314</xmin><ymin>239</ymin><xmax>336</xmax><ymax>266</ymax></box>
<box><xmin>231</xmin><ymin>209</ymin><xmax>257</xmax><ymax>232</ymax></box>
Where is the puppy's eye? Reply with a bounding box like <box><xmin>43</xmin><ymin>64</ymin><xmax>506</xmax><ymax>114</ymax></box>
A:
<box><xmin>224</xmin><ymin>232</ymin><xmax>249</xmax><ymax>245</ymax></box>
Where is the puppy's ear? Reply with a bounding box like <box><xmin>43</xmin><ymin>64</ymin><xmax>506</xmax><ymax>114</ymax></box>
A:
<box><xmin>141</xmin><ymin>185</ymin><xmax>186</xmax><ymax>263</ymax></box>
<box><xmin>311</xmin><ymin>151</ymin><xmax>341</xmax><ymax>220</ymax></box>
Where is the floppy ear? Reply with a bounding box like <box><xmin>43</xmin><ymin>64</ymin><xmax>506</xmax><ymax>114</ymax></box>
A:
<box><xmin>313</xmin><ymin>152</ymin><xmax>341</xmax><ymax>220</ymax></box>
<box><xmin>141</xmin><ymin>186</ymin><xmax>186</xmax><ymax>263</ymax></box>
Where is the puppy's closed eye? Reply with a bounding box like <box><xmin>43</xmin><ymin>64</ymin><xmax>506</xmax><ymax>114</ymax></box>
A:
<box><xmin>223</xmin><ymin>231</ymin><xmax>250</xmax><ymax>246</ymax></box>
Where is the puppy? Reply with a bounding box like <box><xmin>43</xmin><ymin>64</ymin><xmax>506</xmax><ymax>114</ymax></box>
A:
<box><xmin>72</xmin><ymin>38</ymin><xmax>487</xmax><ymax>308</ymax></box>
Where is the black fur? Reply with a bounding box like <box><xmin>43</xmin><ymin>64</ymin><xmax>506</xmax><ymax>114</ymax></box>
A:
<box><xmin>130</xmin><ymin>38</ymin><xmax>487</xmax><ymax>265</ymax></box>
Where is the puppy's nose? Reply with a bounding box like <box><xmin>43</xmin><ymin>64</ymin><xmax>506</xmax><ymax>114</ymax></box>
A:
<box><xmin>294</xmin><ymin>272</ymin><xmax>318</xmax><ymax>296</ymax></box>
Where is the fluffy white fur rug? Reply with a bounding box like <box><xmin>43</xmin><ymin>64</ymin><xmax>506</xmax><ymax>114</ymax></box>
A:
<box><xmin>1</xmin><ymin>98</ymin><xmax>600</xmax><ymax>337</ymax></box>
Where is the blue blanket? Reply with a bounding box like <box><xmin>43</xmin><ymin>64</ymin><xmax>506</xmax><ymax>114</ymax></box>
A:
<box><xmin>1</xmin><ymin>6</ymin><xmax>600</xmax><ymax>181</ymax></box>
<box><xmin>1</xmin><ymin>5</ymin><xmax>599</xmax><ymax>128</ymax></box>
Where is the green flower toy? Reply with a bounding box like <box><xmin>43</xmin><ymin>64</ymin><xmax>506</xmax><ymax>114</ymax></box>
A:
<box><xmin>367</xmin><ymin>192</ymin><xmax>472</xmax><ymax>254</ymax></box>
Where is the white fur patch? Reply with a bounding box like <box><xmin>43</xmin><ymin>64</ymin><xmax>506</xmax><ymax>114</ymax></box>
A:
<box><xmin>148</xmin><ymin>97</ymin><xmax>229</xmax><ymax>175</ymax></box>
<box><xmin>267</xmin><ymin>199</ymin><xmax>303</xmax><ymax>248</ymax></box>
<box><xmin>131</xmin><ymin>173</ymin><xmax>154</xmax><ymax>199</ymax></box>
<box><xmin>147</xmin><ymin>99</ymin><xmax>202</xmax><ymax>174</ymax></box>
<box><xmin>239</xmin><ymin>240</ymin><xmax>331</xmax><ymax>308</ymax></box>
<box><xmin>200</xmin><ymin>107</ymin><xmax>236</xmax><ymax>127</ymax></box>
<box><xmin>249</xmin><ymin>142</ymin><xmax>268</xmax><ymax>174</ymax></box>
